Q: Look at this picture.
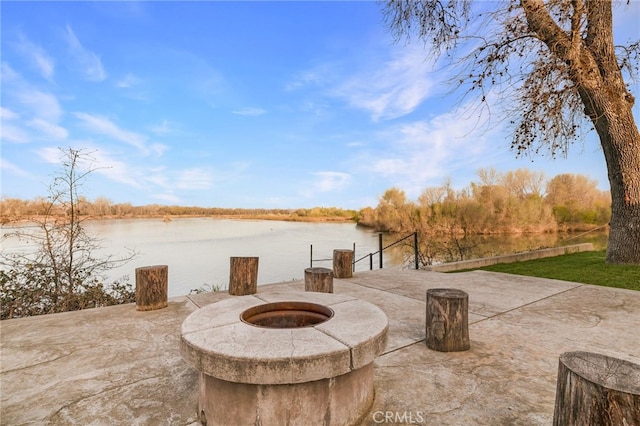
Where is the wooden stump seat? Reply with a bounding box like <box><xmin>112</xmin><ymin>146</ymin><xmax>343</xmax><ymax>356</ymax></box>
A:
<box><xmin>333</xmin><ymin>249</ymin><xmax>354</xmax><ymax>279</ymax></box>
<box><xmin>553</xmin><ymin>351</ymin><xmax>640</xmax><ymax>425</ymax></box>
<box><xmin>229</xmin><ymin>257</ymin><xmax>259</xmax><ymax>296</ymax></box>
<box><xmin>425</xmin><ymin>288</ymin><xmax>470</xmax><ymax>352</ymax></box>
<box><xmin>135</xmin><ymin>265</ymin><xmax>168</xmax><ymax>311</ymax></box>
<box><xmin>304</xmin><ymin>267</ymin><xmax>334</xmax><ymax>293</ymax></box>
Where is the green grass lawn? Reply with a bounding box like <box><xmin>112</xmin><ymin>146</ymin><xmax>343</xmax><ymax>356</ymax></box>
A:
<box><xmin>467</xmin><ymin>249</ymin><xmax>640</xmax><ymax>291</ymax></box>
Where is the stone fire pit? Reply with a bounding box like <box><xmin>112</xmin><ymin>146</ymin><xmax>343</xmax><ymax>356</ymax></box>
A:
<box><xmin>180</xmin><ymin>292</ymin><xmax>388</xmax><ymax>425</ymax></box>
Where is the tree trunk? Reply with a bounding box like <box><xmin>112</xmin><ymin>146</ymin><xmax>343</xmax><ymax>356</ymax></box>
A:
<box><xmin>597</xmin><ymin>108</ymin><xmax>640</xmax><ymax>264</ymax></box>
<box><xmin>135</xmin><ymin>265</ymin><xmax>168</xmax><ymax>311</ymax></box>
<box><xmin>579</xmin><ymin>58</ymin><xmax>640</xmax><ymax>265</ymax></box>
<box><xmin>304</xmin><ymin>267</ymin><xmax>334</xmax><ymax>293</ymax></box>
<box><xmin>425</xmin><ymin>288</ymin><xmax>470</xmax><ymax>352</ymax></box>
<box><xmin>521</xmin><ymin>0</ymin><xmax>640</xmax><ymax>265</ymax></box>
<box><xmin>553</xmin><ymin>351</ymin><xmax>640</xmax><ymax>425</ymax></box>
<box><xmin>333</xmin><ymin>249</ymin><xmax>354</xmax><ymax>278</ymax></box>
<box><xmin>229</xmin><ymin>257</ymin><xmax>258</xmax><ymax>296</ymax></box>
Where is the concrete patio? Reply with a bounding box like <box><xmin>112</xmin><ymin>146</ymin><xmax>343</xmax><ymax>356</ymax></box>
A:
<box><xmin>1</xmin><ymin>268</ymin><xmax>639</xmax><ymax>425</ymax></box>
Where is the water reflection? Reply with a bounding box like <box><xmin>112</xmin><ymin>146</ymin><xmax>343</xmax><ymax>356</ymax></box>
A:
<box><xmin>382</xmin><ymin>230</ymin><xmax>608</xmax><ymax>268</ymax></box>
<box><xmin>2</xmin><ymin>218</ymin><xmax>608</xmax><ymax>296</ymax></box>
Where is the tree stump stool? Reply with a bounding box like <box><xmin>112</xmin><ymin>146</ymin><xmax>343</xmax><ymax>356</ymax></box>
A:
<box><xmin>135</xmin><ymin>265</ymin><xmax>168</xmax><ymax>311</ymax></box>
<box><xmin>553</xmin><ymin>351</ymin><xmax>640</xmax><ymax>425</ymax></box>
<box><xmin>333</xmin><ymin>249</ymin><xmax>354</xmax><ymax>278</ymax></box>
<box><xmin>229</xmin><ymin>257</ymin><xmax>259</xmax><ymax>296</ymax></box>
<box><xmin>425</xmin><ymin>288</ymin><xmax>470</xmax><ymax>352</ymax></box>
<box><xmin>304</xmin><ymin>267</ymin><xmax>334</xmax><ymax>293</ymax></box>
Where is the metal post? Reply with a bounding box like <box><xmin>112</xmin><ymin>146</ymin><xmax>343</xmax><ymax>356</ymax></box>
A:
<box><xmin>369</xmin><ymin>253</ymin><xmax>373</xmax><ymax>270</ymax></box>
<box><xmin>310</xmin><ymin>244</ymin><xmax>313</xmax><ymax>268</ymax></box>
<box><xmin>378</xmin><ymin>233</ymin><xmax>383</xmax><ymax>269</ymax></box>
<box><xmin>414</xmin><ymin>232</ymin><xmax>419</xmax><ymax>270</ymax></box>
<box><xmin>353</xmin><ymin>242</ymin><xmax>356</xmax><ymax>272</ymax></box>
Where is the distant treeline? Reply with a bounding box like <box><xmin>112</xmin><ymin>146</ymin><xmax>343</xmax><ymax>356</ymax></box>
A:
<box><xmin>0</xmin><ymin>197</ymin><xmax>359</xmax><ymax>224</ymax></box>
<box><xmin>358</xmin><ymin>169</ymin><xmax>610</xmax><ymax>235</ymax></box>
<box><xmin>1</xmin><ymin>169</ymin><xmax>610</xmax><ymax>233</ymax></box>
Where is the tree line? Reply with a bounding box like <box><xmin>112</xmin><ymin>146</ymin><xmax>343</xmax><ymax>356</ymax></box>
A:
<box><xmin>358</xmin><ymin>168</ymin><xmax>610</xmax><ymax>235</ymax></box>
<box><xmin>0</xmin><ymin>198</ymin><xmax>358</xmax><ymax>224</ymax></box>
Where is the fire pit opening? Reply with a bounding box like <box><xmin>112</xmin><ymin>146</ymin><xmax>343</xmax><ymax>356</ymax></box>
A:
<box><xmin>241</xmin><ymin>301</ymin><xmax>334</xmax><ymax>328</ymax></box>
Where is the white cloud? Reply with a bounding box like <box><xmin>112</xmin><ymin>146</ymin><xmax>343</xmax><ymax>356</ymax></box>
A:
<box><xmin>285</xmin><ymin>68</ymin><xmax>331</xmax><ymax>92</ymax></box>
<box><xmin>356</xmin><ymin>100</ymin><xmax>503</xmax><ymax>197</ymax></box>
<box><xmin>1</xmin><ymin>62</ymin><xmax>20</xmax><ymax>82</ymax></box>
<box><xmin>302</xmin><ymin>171</ymin><xmax>351</xmax><ymax>197</ymax></box>
<box><xmin>37</xmin><ymin>146</ymin><xmax>146</xmax><ymax>189</ymax></box>
<box><xmin>334</xmin><ymin>46</ymin><xmax>438</xmax><ymax>121</ymax></box>
<box><xmin>115</xmin><ymin>72</ymin><xmax>141</xmax><ymax>88</ymax></box>
<box><xmin>153</xmin><ymin>192</ymin><xmax>182</xmax><ymax>204</ymax></box>
<box><xmin>231</xmin><ymin>107</ymin><xmax>267</xmax><ymax>116</ymax></box>
<box><xmin>74</xmin><ymin>112</ymin><xmax>151</xmax><ymax>153</ymax></box>
<box><xmin>150</xmin><ymin>120</ymin><xmax>171</xmax><ymax>135</ymax></box>
<box><xmin>16</xmin><ymin>88</ymin><xmax>63</xmax><ymax>122</ymax></box>
<box><xmin>91</xmin><ymin>150</ymin><xmax>144</xmax><ymax>188</ymax></box>
<box><xmin>65</xmin><ymin>25</ymin><xmax>107</xmax><ymax>82</ymax></box>
<box><xmin>0</xmin><ymin>108</ymin><xmax>29</xmax><ymax>143</ymax></box>
<box><xmin>175</xmin><ymin>168</ymin><xmax>213</xmax><ymax>190</ymax></box>
<box><xmin>0</xmin><ymin>124</ymin><xmax>29</xmax><ymax>143</ymax></box>
<box><xmin>1</xmin><ymin>158</ymin><xmax>31</xmax><ymax>177</ymax></box>
<box><xmin>0</xmin><ymin>66</ymin><xmax>67</xmax><ymax>143</ymax></box>
<box><xmin>27</xmin><ymin>118</ymin><xmax>68</xmax><ymax>140</ymax></box>
<box><xmin>1</xmin><ymin>107</ymin><xmax>20</xmax><ymax>120</ymax></box>
<box><xmin>15</xmin><ymin>33</ymin><xmax>55</xmax><ymax>81</ymax></box>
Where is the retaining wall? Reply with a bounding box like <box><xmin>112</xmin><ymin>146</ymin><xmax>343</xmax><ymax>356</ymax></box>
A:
<box><xmin>425</xmin><ymin>243</ymin><xmax>594</xmax><ymax>273</ymax></box>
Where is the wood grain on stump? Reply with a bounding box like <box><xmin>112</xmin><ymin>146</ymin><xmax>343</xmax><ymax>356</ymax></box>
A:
<box><xmin>304</xmin><ymin>267</ymin><xmax>334</xmax><ymax>293</ymax></box>
<box><xmin>553</xmin><ymin>351</ymin><xmax>640</xmax><ymax>426</ymax></box>
<box><xmin>333</xmin><ymin>249</ymin><xmax>354</xmax><ymax>278</ymax></box>
<box><xmin>229</xmin><ymin>257</ymin><xmax>259</xmax><ymax>296</ymax></box>
<box><xmin>425</xmin><ymin>288</ymin><xmax>470</xmax><ymax>352</ymax></box>
<box><xmin>135</xmin><ymin>265</ymin><xmax>168</xmax><ymax>311</ymax></box>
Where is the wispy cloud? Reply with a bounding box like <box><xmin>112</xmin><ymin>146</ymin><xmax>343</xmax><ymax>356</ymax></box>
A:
<box><xmin>1</xmin><ymin>62</ymin><xmax>20</xmax><ymax>82</ymax></box>
<box><xmin>356</xmin><ymin>101</ymin><xmax>502</xmax><ymax>197</ymax></box>
<box><xmin>27</xmin><ymin>118</ymin><xmax>68</xmax><ymax>140</ymax></box>
<box><xmin>115</xmin><ymin>72</ymin><xmax>141</xmax><ymax>88</ymax></box>
<box><xmin>14</xmin><ymin>33</ymin><xmax>55</xmax><ymax>81</ymax></box>
<box><xmin>175</xmin><ymin>168</ymin><xmax>214</xmax><ymax>190</ymax></box>
<box><xmin>287</xmin><ymin>45</ymin><xmax>438</xmax><ymax>121</ymax></box>
<box><xmin>0</xmin><ymin>108</ymin><xmax>29</xmax><ymax>143</ymax></box>
<box><xmin>152</xmin><ymin>192</ymin><xmax>182</xmax><ymax>204</ymax></box>
<box><xmin>1</xmin><ymin>65</ymin><xmax>68</xmax><ymax>144</ymax></box>
<box><xmin>150</xmin><ymin>120</ymin><xmax>172</xmax><ymax>135</ymax></box>
<box><xmin>285</xmin><ymin>68</ymin><xmax>331</xmax><ymax>92</ymax></box>
<box><xmin>1</xmin><ymin>158</ymin><xmax>32</xmax><ymax>178</ymax></box>
<box><xmin>231</xmin><ymin>107</ymin><xmax>267</xmax><ymax>117</ymax></box>
<box><xmin>64</xmin><ymin>25</ymin><xmax>107</xmax><ymax>82</ymax></box>
<box><xmin>90</xmin><ymin>150</ymin><xmax>144</xmax><ymax>188</ymax></box>
<box><xmin>74</xmin><ymin>112</ymin><xmax>157</xmax><ymax>154</ymax></box>
<box><xmin>301</xmin><ymin>171</ymin><xmax>351</xmax><ymax>197</ymax></box>
<box><xmin>1</xmin><ymin>107</ymin><xmax>20</xmax><ymax>121</ymax></box>
<box><xmin>334</xmin><ymin>46</ymin><xmax>438</xmax><ymax>121</ymax></box>
<box><xmin>0</xmin><ymin>123</ymin><xmax>29</xmax><ymax>143</ymax></box>
<box><xmin>35</xmin><ymin>146</ymin><xmax>61</xmax><ymax>165</ymax></box>
<box><xmin>16</xmin><ymin>87</ymin><xmax>63</xmax><ymax>122</ymax></box>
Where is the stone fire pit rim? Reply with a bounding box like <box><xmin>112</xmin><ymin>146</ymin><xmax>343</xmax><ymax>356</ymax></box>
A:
<box><xmin>180</xmin><ymin>291</ymin><xmax>389</xmax><ymax>385</ymax></box>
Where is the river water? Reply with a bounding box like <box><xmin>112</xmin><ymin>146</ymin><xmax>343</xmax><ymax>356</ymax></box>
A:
<box><xmin>2</xmin><ymin>218</ymin><xmax>393</xmax><ymax>296</ymax></box>
<box><xmin>1</xmin><ymin>218</ymin><xmax>608</xmax><ymax>297</ymax></box>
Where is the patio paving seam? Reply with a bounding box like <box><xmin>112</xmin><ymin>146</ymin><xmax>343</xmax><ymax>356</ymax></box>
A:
<box><xmin>469</xmin><ymin>282</ymin><xmax>584</xmax><ymax>324</ymax></box>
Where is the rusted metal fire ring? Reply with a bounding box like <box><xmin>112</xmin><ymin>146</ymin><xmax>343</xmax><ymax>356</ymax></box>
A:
<box><xmin>240</xmin><ymin>301</ymin><xmax>334</xmax><ymax>328</ymax></box>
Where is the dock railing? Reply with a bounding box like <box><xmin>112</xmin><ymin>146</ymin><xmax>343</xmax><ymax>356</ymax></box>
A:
<box><xmin>310</xmin><ymin>232</ymin><xmax>418</xmax><ymax>271</ymax></box>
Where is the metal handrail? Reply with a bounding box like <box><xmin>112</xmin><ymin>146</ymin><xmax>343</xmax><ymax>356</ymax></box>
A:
<box><xmin>310</xmin><ymin>232</ymin><xmax>418</xmax><ymax>271</ymax></box>
<box><xmin>352</xmin><ymin>232</ymin><xmax>418</xmax><ymax>270</ymax></box>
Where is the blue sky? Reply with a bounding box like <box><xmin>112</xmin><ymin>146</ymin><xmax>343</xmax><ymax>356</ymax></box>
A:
<box><xmin>1</xmin><ymin>1</ymin><xmax>639</xmax><ymax>210</ymax></box>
